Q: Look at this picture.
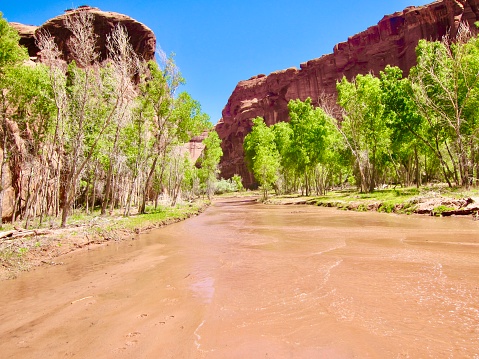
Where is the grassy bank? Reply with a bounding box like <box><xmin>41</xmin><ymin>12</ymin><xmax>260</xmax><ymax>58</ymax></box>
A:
<box><xmin>0</xmin><ymin>200</ymin><xmax>209</xmax><ymax>280</ymax></box>
<box><xmin>266</xmin><ymin>185</ymin><xmax>479</xmax><ymax>217</ymax></box>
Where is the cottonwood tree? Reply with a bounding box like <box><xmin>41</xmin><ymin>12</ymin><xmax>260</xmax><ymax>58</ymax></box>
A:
<box><xmin>163</xmin><ymin>94</ymin><xmax>210</xmax><ymax>204</ymax></box>
<box><xmin>286</xmin><ymin>98</ymin><xmax>329</xmax><ymax>195</ymax></box>
<box><xmin>336</xmin><ymin>74</ymin><xmax>389</xmax><ymax>192</ymax></box>
<box><xmin>410</xmin><ymin>24</ymin><xmax>479</xmax><ymax>187</ymax></box>
<box><xmin>166</xmin><ymin>149</ymin><xmax>192</xmax><ymax>206</ymax></box>
<box><xmin>380</xmin><ymin>65</ymin><xmax>450</xmax><ymax>187</ymax></box>
<box><xmin>37</xmin><ymin>11</ymin><xmax>139</xmax><ymax>226</ymax></box>
<box><xmin>120</xmin><ymin>97</ymin><xmax>152</xmax><ymax>216</ymax></box>
<box><xmin>0</xmin><ymin>14</ymin><xmax>29</xmax><ymax>227</ymax></box>
<box><xmin>34</xmin><ymin>29</ymin><xmax>69</xmax><ymax>224</ymax></box>
<box><xmin>198</xmin><ymin>130</ymin><xmax>223</xmax><ymax>199</ymax></box>
<box><xmin>135</xmin><ymin>60</ymin><xmax>175</xmax><ymax>214</ymax></box>
<box><xmin>244</xmin><ymin>117</ymin><xmax>281</xmax><ymax>199</ymax></box>
<box><xmin>381</xmin><ymin>66</ymin><xmax>423</xmax><ymax>187</ymax></box>
<box><xmin>136</xmin><ymin>59</ymin><xmax>209</xmax><ymax>214</ymax></box>
<box><xmin>271</xmin><ymin>121</ymin><xmax>293</xmax><ymax>193</ymax></box>
<box><xmin>3</xmin><ymin>64</ymin><xmax>56</xmax><ymax>227</ymax></box>
<box><xmin>99</xmin><ymin>24</ymin><xmax>140</xmax><ymax>215</ymax></box>
<box><xmin>313</xmin><ymin>111</ymin><xmax>347</xmax><ymax>194</ymax></box>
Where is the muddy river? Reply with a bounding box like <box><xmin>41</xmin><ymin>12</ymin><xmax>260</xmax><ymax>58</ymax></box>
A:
<box><xmin>1</xmin><ymin>197</ymin><xmax>479</xmax><ymax>358</ymax></box>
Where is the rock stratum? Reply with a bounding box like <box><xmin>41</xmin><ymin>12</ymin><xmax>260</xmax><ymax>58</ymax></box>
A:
<box><xmin>10</xmin><ymin>6</ymin><xmax>156</xmax><ymax>62</ymax></box>
<box><xmin>216</xmin><ymin>0</ymin><xmax>479</xmax><ymax>186</ymax></box>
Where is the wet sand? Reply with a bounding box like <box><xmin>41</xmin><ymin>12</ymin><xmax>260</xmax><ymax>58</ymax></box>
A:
<box><xmin>1</xmin><ymin>197</ymin><xmax>479</xmax><ymax>358</ymax></box>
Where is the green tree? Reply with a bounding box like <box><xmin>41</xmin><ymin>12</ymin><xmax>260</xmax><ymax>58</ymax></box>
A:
<box><xmin>380</xmin><ymin>65</ymin><xmax>426</xmax><ymax>187</ymax></box>
<box><xmin>0</xmin><ymin>14</ymin><xmax>29</xmax><ymax>227</ymax></box>
<box><xmin>314</xmin><ymin>111</ymin><xmax>348</xmax><ymax>194</ymax></box>
<box><xmin>2</xmin><ymin>64</ymin><xmax>57</xmax><ymax>226</ymax></box>
<box><xmin>244</xmin><ymin>117</ymin><xmax>280</xmax><ymax>199</ymax></box>
<box><xmin>0</xmin><ymin>13</ymin><xmax>28</xmax><ymax>69</ymax></box>
<box><xmin>136</xmin><ymin>59</ymin><xmax>181</xmax><ymax>214</ymax></box>
<box><xmin>99</xmin><ymin>24</ymin><xmax>141</xmax><ymax>215</ymax></box>
<box><xmin>271</xmin><ymin>121</ymin><xmax>293</xmax><ymax>193</ymax></box>
<box><xmin>198</xmin><ymin>130</ymin><xmax>223</xmax><ymax>199</ymax></box>
<box><xmin>286</xmin><ymin>98</ymin><xmax>329</xmax><ymax>195</ymax></box>
<box><xmin>336</xmin><ymin>74</ymin><xmax>389</xmax><ymax>192</ymax></box>
<box><xmin>137</xmin><ymin>58</ymin><xmax>209</xmax><ymax>213</ymax></box>
<box><xmin>120</xmin><ymin>97</ymin><xmax>153</xmax><ymax>216</ymax></box>
<box><xmin>410</xmin><ymin>25</ymin><xmax>479</xmax><ymax>187</ymax></box>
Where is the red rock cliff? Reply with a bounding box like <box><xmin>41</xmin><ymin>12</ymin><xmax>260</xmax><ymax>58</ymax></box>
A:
<box><xmin>216</xmin><ymin>0</ymin><xmax>479</xmax><ymax>186</ymax></box>
<box><xmin>10</xmin><ymin>6</ymin><xmax>156</xmax><ymax>62</ymax></box>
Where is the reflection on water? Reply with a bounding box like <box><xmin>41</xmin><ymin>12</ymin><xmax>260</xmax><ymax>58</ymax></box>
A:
<box><xmin>190</xmin><ymin>276</ymin><xmax>215</xmax><ymax>303</ymax></box>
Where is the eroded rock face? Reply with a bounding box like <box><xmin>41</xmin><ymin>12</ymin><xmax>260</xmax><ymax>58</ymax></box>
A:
<box><xmin>11</xmin><ymin>6</ymin><xmax>156</xmax><ymax>62</ymax></box>
<box><xmin>182</xmin><ymin>131</ymin><xmax>208</xmax><ymax>165</ymax></box>
<box><xmin>447</xmin><ymin>0</ymin><xmax>479</xmax><ymax>34</ymax></box>
<box><xmin>9</xmin><ymin>23</ymin><xmax>38</xmax><ymax>58</ymax></box>
<box><xmin>216</xmin><ymin>0</ymin><xmax>479</xmax><ymax>186</ymax></box>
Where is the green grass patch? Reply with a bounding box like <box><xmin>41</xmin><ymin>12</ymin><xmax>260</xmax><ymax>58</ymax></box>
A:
<box><xmin>125</xmin><ymin>208</ymin><xmax>182</xmax><ymax>228</ymax></box>
<box><xmin>431</xmin><ymin>205</ymin><xmax>456</xmax><ymax>216</ymax></box>
<box><xmin>119</xmin><ymin>201</ymin><xmax>207</xmax><ymax>231</ymax></box>
<box><xmin>305</xmin><ymin>186</ymin><xmax>422</xmax><ymax>214</ymax></box>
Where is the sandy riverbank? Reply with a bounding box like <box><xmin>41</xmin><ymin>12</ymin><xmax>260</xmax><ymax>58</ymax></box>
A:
<box><xmin>0</xmin><ymin>201</ymin><xmax>208</xmax><ymax>280</ymax></box>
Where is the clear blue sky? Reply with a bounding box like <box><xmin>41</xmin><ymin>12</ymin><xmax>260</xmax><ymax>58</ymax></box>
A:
<box><xmin>2</xmin><ymin>0</ymin><xmax>433</xmax><ymax>124</ymax></box>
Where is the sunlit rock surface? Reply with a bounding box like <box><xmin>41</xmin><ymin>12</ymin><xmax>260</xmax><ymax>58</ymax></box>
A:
<box><xmin>11</xmin><ymin>6</ymin><xmax>156</xmax><ymax>62</ymax></box>
<box><xmin>216</xmin><ymin>0</ymin><xmax>479</xmax><ymax>187</ymax></box>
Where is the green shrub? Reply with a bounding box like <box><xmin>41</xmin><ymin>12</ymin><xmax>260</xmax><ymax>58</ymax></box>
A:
<box><xmin>379</xmin><ymin>201</ymin><xmax>396</xmax><ymax>213</ymax></box>
<box><xmin>398</xmin><ymin>201</ymin><xmax>418</xmax><ymax>215</ymax></box>
<box><xmin>356</xmin><ymin>204</ymin><xmax>368</xmax><ymax>212</ymax></box>
<box><xmin>215</xmin><ymin>178</ymin><xmax>237</xmax><ymax>194</ymax></box>
<box><xmin>231</xmin><ymin>174</ymin><xmax>244</xmax><ymax>192</ymax></box>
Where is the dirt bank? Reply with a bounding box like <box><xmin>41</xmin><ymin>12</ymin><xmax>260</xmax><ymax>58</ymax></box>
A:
<box><xmin>0</xmin><ymin>201</ymin><xmax>208</xmax><ymax>280</ymax></box>
<box><xmin>266</xmin><ymin>190</ymin><xmax>479</xmax><ymax>218</ymax></box>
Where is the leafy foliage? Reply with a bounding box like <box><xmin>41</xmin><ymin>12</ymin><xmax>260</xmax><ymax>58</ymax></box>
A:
<box><xmin>242</xmin><ymin>25</ymin><xmax>479</xmax><ymax>195</ymax></box>
<box><xmin>0</xmin><ymin>12</ymin><xmax>216</xmax><ymax>228</ymax></box>
<box><xmin>244</xmin><ymin>117</ymin><xmax>281</xmax><ymax>199</ymax></box>
<box><xmin>198</xmin><ymin>130</ymin><xmax>223</xmax><ymax>199</ymax></box>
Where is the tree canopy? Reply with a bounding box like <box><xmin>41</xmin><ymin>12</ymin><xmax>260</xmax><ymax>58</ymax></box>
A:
<box><xmin>0</xmin><ymin>12</ymin><xmax>220</xmax><ymax>227</ymax></box>
<box><xmin>243</xmin><ymin>25</ymin><xmax>479</xmax><ymax>195</ymax></box>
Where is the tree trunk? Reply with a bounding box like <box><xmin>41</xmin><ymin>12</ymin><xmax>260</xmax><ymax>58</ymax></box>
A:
<box><xmin>415</xmin><ymin>146</ymin><xmax>420</xmax><ymax>188</ymax></box>
<box><xmin>139</xmin><ymin>156</ymin><xmax>158</xmax><ymax>214</ymax></box>
<box><xmin>101</xmin><ymin>164</ymin><xmax>113</xmax><ymax>215</ymax></box>
<box><xmin>61</xmin><ymin>198</ymin><xmax>70</xmax><ymax>228</ymax></box>
<box><xmin>434</xmin><ymin>137</ymin><xmax>453</xmax><ymax>188</ymax></box>
<box><xmin>0</xmin><ymin>160</ymin><xmax>5</xmax><ymax>229</ymax></box>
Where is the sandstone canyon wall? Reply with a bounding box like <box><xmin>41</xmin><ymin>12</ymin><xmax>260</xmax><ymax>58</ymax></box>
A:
<box><xmin>10</xmin><ymin>6</ymin><xmax>156</xmax><ymax>62</ymax></box>
<box><xmin>216</xmin><ymin>0</ymin><xmax>479</xmax><ymax>187</ymax></box>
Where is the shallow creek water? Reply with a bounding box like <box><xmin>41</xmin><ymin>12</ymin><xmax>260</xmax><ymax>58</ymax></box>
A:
<box><xmin>1</xmin><ymin>197</ymin><xmax>479</xmax><ymax>358</ymax></box>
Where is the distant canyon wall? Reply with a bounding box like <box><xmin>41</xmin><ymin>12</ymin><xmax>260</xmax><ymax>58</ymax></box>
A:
<box><xmin>216</xmin><ymin>0</ymin><xmax>479</xmax><ymax>187</ymax></box>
